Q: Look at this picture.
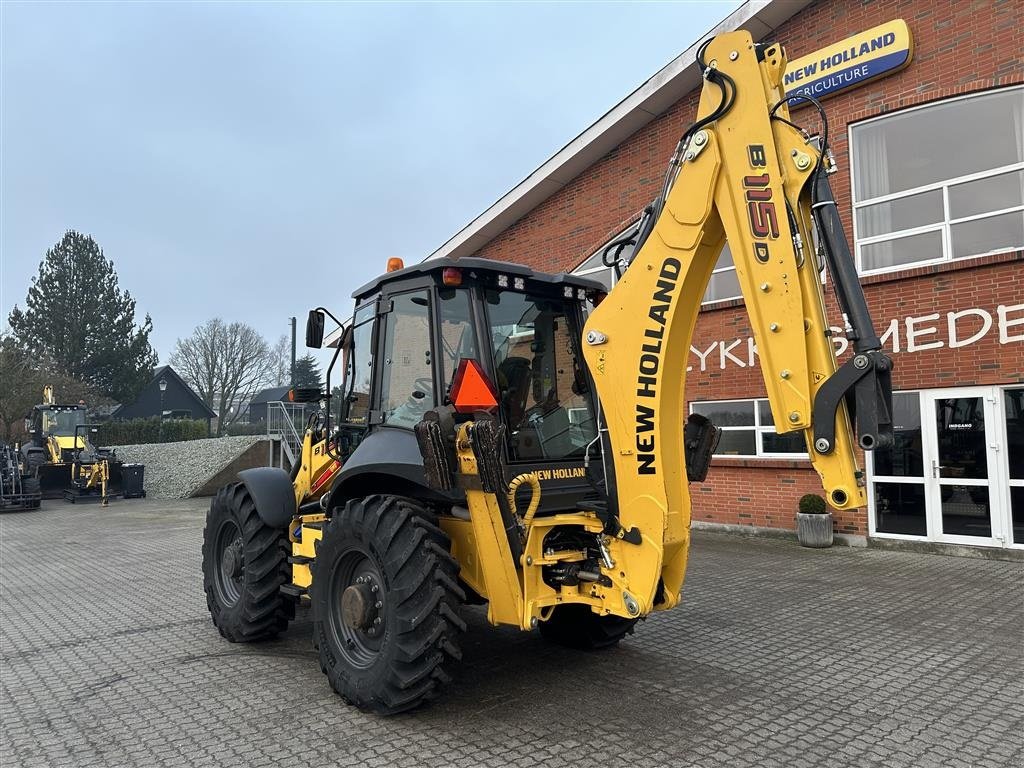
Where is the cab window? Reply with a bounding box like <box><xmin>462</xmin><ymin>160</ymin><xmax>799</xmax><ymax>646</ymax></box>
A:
<box><xmin>341</xmin><ymin>302</ymin><xmax>376</xmax><ymax>425</ymax></box>
<box><xmin>437</xmin><ymin>288</ymin><xmax>478</xmax><ymax>398</ymax></box>
<box><xmin>485</xmin><ymin>290</ymin><xmax>597</xmax><ymax>461</ymax></box>
<box><xmin>380</xmin><ymin>291</ymin><xmax>433</xmax><ymax>428</ymax></box>
<box><xmin>42</xmin><ymin>409</ymin><xmax>86</xmax><ymax>436</ymax></box>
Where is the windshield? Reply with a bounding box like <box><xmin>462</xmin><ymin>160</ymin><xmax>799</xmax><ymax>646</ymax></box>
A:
<box><xmin>42</xmin><ymin>408</ymin><xmax>86</xmax><ymax>437</ymax></box>
<box><xmin>485</xmin><ymin>290</ymin><xmax>597</xmax><ymax>461</ymax></box>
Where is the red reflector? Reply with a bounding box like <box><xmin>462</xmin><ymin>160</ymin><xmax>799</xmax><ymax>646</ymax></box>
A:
<box><xmin>442</xmin><ymin>267</ymin><xmax>463</xmax><ymax>286</ymax></box>
<box><xmin>450</xmin><ymin>359</ymin><xmax>499</xmax><ymax>414</ymax></box>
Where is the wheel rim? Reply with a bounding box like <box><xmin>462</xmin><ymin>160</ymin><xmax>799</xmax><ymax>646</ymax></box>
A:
<box><xmin>328</xmin><ymin>547</ymin><xmax>387</xmax><ymax>669</ymax></box>
<box><xmin>214</xmin><ymin>519</ymin><xmax>244</xmax><ymax>606</ymax></box>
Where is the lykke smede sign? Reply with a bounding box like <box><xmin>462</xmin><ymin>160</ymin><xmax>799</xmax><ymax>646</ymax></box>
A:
<box><xmin>783</xmin><ymin>19</ymin><xmax>914</xmax><ymax>101</ymax></box>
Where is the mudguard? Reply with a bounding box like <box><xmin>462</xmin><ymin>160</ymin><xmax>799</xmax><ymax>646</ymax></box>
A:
<box><xmin>326</xmin><ymin>427</ymin><xmax>459</xmax><ymax>510</ymax></box>
<box><xmin>238</xmin><ymin>467</ymin><xmax>297</xmax><ymax>529</ymax></box>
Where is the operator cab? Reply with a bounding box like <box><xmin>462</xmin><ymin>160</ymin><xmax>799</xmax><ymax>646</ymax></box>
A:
<box><xmin>34</xmin><ymin>405</ymin><xmax>87</xmax><ymax>438</ymax></box>
<box><xmin>310</xmin><ymin>257</ymin><xmax>606</xmax><ymax>512</ymax></box>
<box><xmin>27</xmin><ymin>404</ymin><xmax>89</xmax><ymax>458</ymax></box>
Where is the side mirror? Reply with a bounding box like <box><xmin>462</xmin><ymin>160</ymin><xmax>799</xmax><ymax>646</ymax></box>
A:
<box><xmin>306</xmin><ymin>309</ymin><xmax>325</xmax><ymax>349</ymax></box>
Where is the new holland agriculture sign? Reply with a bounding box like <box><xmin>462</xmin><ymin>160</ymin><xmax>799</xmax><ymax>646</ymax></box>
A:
<box><xmin>784</xmin><ymin>20</ymin><xmax>914</xmax><ymax>100</ymax></box>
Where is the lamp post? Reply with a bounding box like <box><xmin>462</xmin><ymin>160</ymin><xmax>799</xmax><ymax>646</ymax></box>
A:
<box><xmin>158</xmin><ymin>378</ymin><xmax>168</xmax><ymax>442</ymax></box>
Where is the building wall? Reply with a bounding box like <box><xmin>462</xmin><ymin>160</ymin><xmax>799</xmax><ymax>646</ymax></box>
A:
<box><xmin>467</xmin><ymin>0</ymin><xmax>1024</xmax><ymax>534</ymax></box>
<box><xmin>115</xmin><ymin>378</ymin><xmax>212</xmax><ymax>424</ymax></box>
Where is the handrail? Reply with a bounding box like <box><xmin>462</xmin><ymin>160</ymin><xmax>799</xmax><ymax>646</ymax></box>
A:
<box><xmin>266</xmin><ymin>401</ymin><xmax>305</xmax><ymax>467</ymax></box>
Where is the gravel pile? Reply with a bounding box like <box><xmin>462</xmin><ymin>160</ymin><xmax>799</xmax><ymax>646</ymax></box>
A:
<box><xmin>109</xmin><ymin>435</ymin><xmax>264</xmax><ymax>499</ymax></box>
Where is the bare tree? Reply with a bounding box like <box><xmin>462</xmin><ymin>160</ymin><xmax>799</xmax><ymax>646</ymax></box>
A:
<box><xmin>0</xmin><ymin>334</ymin><xmax>109</xmax><ymax>441</ymax></box>
<box><xmin>170</xmin><ymin>319</ymin><xmax>272</xmax><ymax>436</ymax></box>
<box><xmin>269</xmin><ymin>334</ymin><xmax>290</xmax><ymax>387</ymax></box>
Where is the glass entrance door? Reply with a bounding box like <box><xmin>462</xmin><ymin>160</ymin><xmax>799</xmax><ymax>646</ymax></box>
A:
<box><xmin>1004</xmin><ymin>387</ymin><xmax>1024</xmax><ymax>547</ymax></box>
<box><xmin>922</xmin><ymin>389</ymin><xmax>1001</xmax><ymax>546</ymax></box>
<box><xmin>871</xmin><ymin>392</ymin><xmax>928</xmax><ymax>537</ymax></box>
<box><xmin>869</xmin><ymin>387</ymin><xmax>1018</xmax><ymax>548</ymax></box>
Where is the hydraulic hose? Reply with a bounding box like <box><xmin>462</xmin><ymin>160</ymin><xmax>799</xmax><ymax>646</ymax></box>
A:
<box><xmin>507</xmin><ymin>472</ymin><xmax>542</xmax><ymax>526</ymax></box>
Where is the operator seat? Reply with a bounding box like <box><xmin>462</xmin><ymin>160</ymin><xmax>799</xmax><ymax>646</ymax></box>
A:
<box><xmin>497</xmin><ymin>356</ymin><xmax>532</xmax><ymax>429</ymax></box>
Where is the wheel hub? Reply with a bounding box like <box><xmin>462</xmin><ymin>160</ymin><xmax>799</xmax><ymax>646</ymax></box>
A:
<box><xmin>222</xmin><ymin>539</ymin><xmax>244</xmax><ymax>579</ymax></box>
<box><xmin>341</xmin><ymin>577</ymin><xmax>379</xmax><ymax>630</ymax></box>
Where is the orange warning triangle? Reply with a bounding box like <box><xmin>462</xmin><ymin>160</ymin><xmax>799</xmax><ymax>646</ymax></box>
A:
<box><xmin>451</xmin><ymin>359</ymin><xmax>499</xmax><ymax>414</ymax></box>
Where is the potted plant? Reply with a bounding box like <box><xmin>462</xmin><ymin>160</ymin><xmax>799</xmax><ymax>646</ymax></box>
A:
<box><xmin>796</xmin><ymin>493</ymin><xmax>833</xmax><ymax>548</ymax></box>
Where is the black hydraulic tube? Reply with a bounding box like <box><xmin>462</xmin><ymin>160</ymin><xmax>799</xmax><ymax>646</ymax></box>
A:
<box><xmin>811</xmin><ymin>171</ymin><xmax>881</xmax><ymax>353</ymax></box>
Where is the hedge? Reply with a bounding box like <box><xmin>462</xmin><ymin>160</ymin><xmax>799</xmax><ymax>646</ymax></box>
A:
<box><xmin>98</xmin><ymin>417</ymin><xmax>209</xmax><ymax>446</ymax></box>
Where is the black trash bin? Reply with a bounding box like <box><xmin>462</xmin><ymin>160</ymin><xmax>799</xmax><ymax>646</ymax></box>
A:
<box><xmin>122</xmin><ymin>464</ymin><xmax>146</xmax><ymax>499</ymax></box>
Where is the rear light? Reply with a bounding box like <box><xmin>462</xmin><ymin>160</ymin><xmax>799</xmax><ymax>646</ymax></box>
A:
<box><xmin>442</xmin><ymin>267</ymin><xmax>463</xmax><ymax>286</ymax></box>
<box><xmin>387</xmin><ymin>257</ymin><xmax>404</xmax><ymax>272</ymax></box>
<box><xmin>450</xmin><ymin>359</ymin><xmax>499</xmax><ymax>414</ymax></box>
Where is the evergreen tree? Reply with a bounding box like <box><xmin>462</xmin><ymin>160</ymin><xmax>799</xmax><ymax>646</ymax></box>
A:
<box><xmin>292</xmin><ymin>354</ymin><xmax>323</xmax><ymax>390</ymax></box>
<box><xmin>8</xmin><ymin>231</ymin><xmax>158</xmax><ymax>402</ymax></box>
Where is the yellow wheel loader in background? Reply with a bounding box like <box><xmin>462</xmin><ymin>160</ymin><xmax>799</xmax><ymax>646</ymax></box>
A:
<box><xmin>202</xmin><ymin>31</ymin><xmax>893</xmax><ymax>714</ymax></box>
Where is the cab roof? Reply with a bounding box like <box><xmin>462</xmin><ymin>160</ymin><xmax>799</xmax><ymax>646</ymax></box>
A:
<box><xmin>352</xmin><ymin>257</ymin><xmax>606</xmax><ymax>301</ymax></box>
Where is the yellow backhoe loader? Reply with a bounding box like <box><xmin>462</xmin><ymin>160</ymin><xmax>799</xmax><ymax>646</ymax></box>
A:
<box><xmin>202</xmin><ymin>30</ymin><xmax>893</xmax><ymax>714</ymax></box>
<box><xmin>21</xmin><ymin>386</ymin><xmax>123</xmax><ymax>504</ymax></box>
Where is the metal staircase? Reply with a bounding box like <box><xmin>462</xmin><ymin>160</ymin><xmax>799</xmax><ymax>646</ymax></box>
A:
<box><xmin>266</xmin><ymin>401</ymin><xmax>306</xmax><ymax>468</ymax></box>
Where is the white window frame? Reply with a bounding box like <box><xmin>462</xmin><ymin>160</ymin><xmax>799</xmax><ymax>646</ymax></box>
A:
<box><xmin>865</xmin><ymin>389</ymin><xmax>926</xmax><ymax>542</ymax></box>
<box><xmin>703</xmin><ymin>243</ymin><xmax>742</xmax><ymax>305</ymax></box>
<box><xmin>1001</xmin><ymin>384</ymin><xmax>1024</xmax><ymax>549</ymax></box>
<box><xmin>849</xmin><ymin>86</ymin><xmax>1024</xmax><ymax>277</ymax></box>
<box><xmin>574</xmin><ymin>223</ymin><xmax>741</xmax><ymax>306</ymax></box>
<box><xmin>689</xmin><ymin>397</ymin><xmax>808</xmax><ymax>459</ymax></box>
<box><xmin>867</xmin><ymin>387</ymin><xmax>1023</xmax><ymax>549</ymax></box>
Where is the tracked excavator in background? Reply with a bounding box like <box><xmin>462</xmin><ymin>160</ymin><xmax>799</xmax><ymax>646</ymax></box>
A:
<box><xmin>201</xmin><ymin>30</ymin><xmax>893</xmax><ymax>714</ymax></box>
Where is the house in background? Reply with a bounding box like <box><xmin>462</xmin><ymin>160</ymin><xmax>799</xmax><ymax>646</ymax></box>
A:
<box><xmin>112</xmin><ymin>365</ymin><xmax>217</xmax><ymax>435</ymax></box>
<box><xmin>246</xmin><ymin>386</ymin><xmax>292</xmax><ymax>423</ymax></box>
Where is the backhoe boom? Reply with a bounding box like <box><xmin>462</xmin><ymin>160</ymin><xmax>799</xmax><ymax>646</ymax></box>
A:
<box><xmin>581</xmin><ymin>31</ymin><xmax>893</xmax><ymax>612</ymax></box>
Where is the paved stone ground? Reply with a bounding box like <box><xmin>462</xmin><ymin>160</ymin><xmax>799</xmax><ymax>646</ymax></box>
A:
<box><xmin>1</xmin><ymin>498</ymin><xmax>1022</xmax><ymax>768</ymax></box>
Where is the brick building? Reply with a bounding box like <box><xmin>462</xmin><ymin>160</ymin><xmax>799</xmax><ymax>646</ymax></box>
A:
<box><xmin>428</xmin><ymin>0</ymin><xmax>1024</xmax><ymax>552</ymax></box>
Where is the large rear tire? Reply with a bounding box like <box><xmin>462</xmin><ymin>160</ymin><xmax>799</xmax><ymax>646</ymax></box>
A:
<box><xmin>312</xmin><ymin>494</ymin><xmax>465</xmax><ymax>714</ymax></box>
<box><xmin>539</xmin><ymin>604</ymin><xmax>637</xmax><ymax>650</ymax></box>
<box><xmin>22</xmin><ymin>476</ymin><xmax>41</xmax><ymax>509</ymax></box>
<box><xmin>202</xmin><ymin>483</ymin><xmax>294</xmax><ymax>642</ymax></box>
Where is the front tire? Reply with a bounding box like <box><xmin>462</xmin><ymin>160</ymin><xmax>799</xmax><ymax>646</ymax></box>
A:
<box><xmin>312</xmin><ymin>495</ymin><xmax>465</xmax><ymax>714</ymax></box>
<box><xmin>539</xmin><ymin>603</ymin><xmax>637</xmax><ymax>650</ymax></box>
<box><xmin>22</xmin><ymin>476</ymin><xmax>41</xmax><ymax>509</ymax></box>
<box><xmin>202</xmin><ymin>483</ymin><xmax>294</xmax><ymax>642</ymax></box>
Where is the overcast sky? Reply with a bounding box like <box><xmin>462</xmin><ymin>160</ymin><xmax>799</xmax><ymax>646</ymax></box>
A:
<box><xmin>1</xmin><ymin>0</ymin><xmax>741</xmax><ymax>364</ymax></box>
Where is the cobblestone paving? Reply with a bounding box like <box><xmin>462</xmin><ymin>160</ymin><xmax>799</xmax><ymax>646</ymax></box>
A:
<box><xmin>1</xmin><ymin>499</ymin><xmax>1022</xmax><ymax>767</ymax></box>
